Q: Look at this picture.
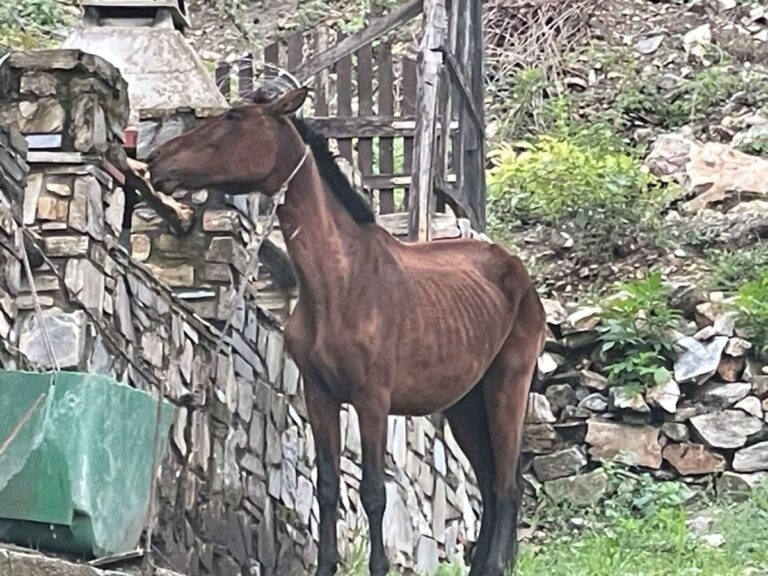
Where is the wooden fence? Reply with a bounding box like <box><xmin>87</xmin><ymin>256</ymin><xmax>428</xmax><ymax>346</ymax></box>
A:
<box><xmin>215</xmin><ymin>0</ymin><xmax>485</xmax><ymax>240</ymax></box>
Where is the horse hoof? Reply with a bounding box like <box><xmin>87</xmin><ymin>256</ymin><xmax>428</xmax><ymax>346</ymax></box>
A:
<box><xmin>370</xmin><ymin>559</ymin><xmax>390</xmax><ymax>576</ymax></box>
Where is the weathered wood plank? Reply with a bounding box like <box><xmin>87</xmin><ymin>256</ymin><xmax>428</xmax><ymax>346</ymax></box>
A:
<box><xmin>357</xmin><ymin>43</ymin><xmax>374</xmax><ymax>178</ymax></box>
<box><xmin>292</xmin><ymin>0</ymin><xmax>423</xmax><ymax>82</ymax></box>
<box><xmin>287</xmin><ymin>31</ymin><xmax>304</xmax><ymax>70</ymax></box>
<box><xmin>336</xmin><ymin>36</ymin><xmax>353</xmax><ymax>161</ymax></box>
<box><xmin>301</xmin><ymin>117</ymin><xmax>456</xmax><ymax>139</ymax></box>
<box><xmin>377</xmin><ymin>42</ymin><xmax>395</xmax><ymax>214</ymax></box>
<box><xmin>377</xmin><ymin>211</ymin><xmax>463</xmax><ymax>240</ymax></box>
<box><xmin>238</xmin><ymin>54</ymin><xmax>254</xmax><ymax>97</ymax></box>
<box><xmin>409</xmin><ymin>0</ymin><xmax>449</xmax><ymax>242</ymax></box>
<box><xmin>440</xmin><ymin>45</ymin><xmax>483</xmax><ymax>137</ymax></box>
<box><xmin>365</xmin><ymin>172</ymin><xmax>455</xmax><ymax>189</ymax></box>
<box><xmin>313</xmin><ymin>26</ymin><xmax>330</xmax><ymax>115</ymax></box>
<box><xmin>468</xmin><ymin>0</ymin><xmax>486</xmax><ymax>228</ymax></box>
<box><xmin>215</xmin><ymin>62</ymin><xmax>231</xmax><ymax>99</ymax></box>
<box><xmin>264</xmin><ymin>41</ymin><xmax>280</xmax><ymax>67</ymax></box>
<box><xmin>402</xmin><ymin>57</ymin><xmax>418</xmax><ymax>210</ymax></box>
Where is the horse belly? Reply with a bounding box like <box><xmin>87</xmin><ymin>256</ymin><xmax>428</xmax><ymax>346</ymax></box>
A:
<box><xmin>389</xmin><ymin>314</ymin><xmax>509</xmax><ymax>416</ymax></box>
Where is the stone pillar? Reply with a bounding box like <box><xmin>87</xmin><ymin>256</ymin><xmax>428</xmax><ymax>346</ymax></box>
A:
<box><xmin>0</xmin><ymin>50</ymin><xmax>129</xmax><ymax>371</ymax></box>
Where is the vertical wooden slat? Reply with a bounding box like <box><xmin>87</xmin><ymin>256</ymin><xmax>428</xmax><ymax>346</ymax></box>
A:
<box><xmin>401</xmin><ymin>57</ymin><xmax>418</xmax><ymax>211</ymax></box>
<box><xmin>287</xmin><ymin>31</ymin><xmax>305</xmax><ymax>71</ymax></box>
<box><xmin>314</xmin><ymin>26</ymin><xmax>330</xmax><ymax>116</ymax></box>
<box><xmin>409</xmin><ymin>0</ymin><xmax>448</xmax><ymax>242</ymax></box>
<box><xmin>377</xmin><ymin>43</ymin><xmax>395</xmax><ymax>214</ymax></box>
<box><xmin>455</xmin><ymin>0</ymin><xmax>471</xmax><ymax>219</ymax></box>
<box><xmin>357</xmin><ymin>43</ymin><xmax>374</xmax><ymax>182</ymax></box>
<box><xmin>238</xmin><ymin>54</ymin><xmax>254</xmax><ymax>98</ymax></box>
<box><xmin>470</xmin><ymin>0</ymin><xmax>486</xmax><ymax>228</ymax></box>
<box><xmin>336</xmin><ymin>33</ymin><xmax>354</xmax><ymax>162</ymax></box>
<box><xmin>264</xmin><ymin>41</ymin><xmax>280</xmax><ymax>67</ymax></box>
<box><xmin>434</xmin><ymin>0</ymin><xmax>461</xmax><ymax>214</ymax></box>
<box><xmin>215</xmin><ymin>62</ymin><xmax>231</xmax><ymax>100</ymax></box>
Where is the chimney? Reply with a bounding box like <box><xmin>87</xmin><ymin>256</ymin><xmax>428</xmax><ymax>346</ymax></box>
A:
<box><xmin>62</xmin><ymin>0</ymin><xmax>228</xmax><ymax>124</ymax></box>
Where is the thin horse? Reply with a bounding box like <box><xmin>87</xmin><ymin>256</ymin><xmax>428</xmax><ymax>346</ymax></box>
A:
<box><xmin>147</xmin><ymin>87</ymin><xmax>546</xmax><ymax>576</ymax></box>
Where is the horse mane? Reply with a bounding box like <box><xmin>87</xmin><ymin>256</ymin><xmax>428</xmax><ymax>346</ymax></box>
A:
<box><xmin>288</xmin><ymin>116</ymin><xmax>376</xmax><ymax>225</ymax></box>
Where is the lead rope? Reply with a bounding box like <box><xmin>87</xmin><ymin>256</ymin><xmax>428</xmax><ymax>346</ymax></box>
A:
<box><xmin>0</xmin><ymin>227</ymin><xmax>59</xmax><ymax>492</ymax></box>
<box><xmin>211</xmin><ymin>144</ymin><xmax>310</xmax><ymax>356</ymax></box>
<box><xmin>142</xmin><ymin>144</ymin><xmax>310</xmax><ymax>573</ymax></box>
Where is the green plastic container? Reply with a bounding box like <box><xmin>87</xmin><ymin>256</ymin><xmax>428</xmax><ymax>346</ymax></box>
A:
<box><xmin>0</xmin><ymin>370</ymin><xmax>175</xmax><ymax>558</ymax></box>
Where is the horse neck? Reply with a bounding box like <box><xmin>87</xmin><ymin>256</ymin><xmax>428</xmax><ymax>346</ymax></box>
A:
<box><xmin>275</xmin><ymin>133</ymin><xmax>363</xmax><ymax>300</ymax></box>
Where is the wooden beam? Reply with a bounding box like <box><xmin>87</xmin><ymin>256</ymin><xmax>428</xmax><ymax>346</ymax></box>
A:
<box><xmin>364</xmin><ymin>172</ymin><xmax>456</xmax><ymax>189</ymax></box>
<box><xmin>292</xmin><ymin>0</ymin><xmax>423</xmax><ymax>82</ymax></box>
<box><xmin>302</xmin><ymin>116</ymin><xmax>458</xmax><ymax>138</ymax></box>
<box><xmin>439</xmin><ymin>45</ymin><xmax>483</xmax><ymax>136</ymax></box>
<box><xmin>408</xmin><ymin>0</ymin><xmax>448</xmax><ymax>242</ymax></box>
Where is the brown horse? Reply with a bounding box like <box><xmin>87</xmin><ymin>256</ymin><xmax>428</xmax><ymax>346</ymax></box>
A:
<box><xmin>147</xmin><ymin>87</ymin><xmax>546</xmax><ymax>576</ymax></box>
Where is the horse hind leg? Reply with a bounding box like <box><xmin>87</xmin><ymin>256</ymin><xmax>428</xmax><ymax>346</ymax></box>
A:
<box><xmin>481</xmin><ymin>292</ymin><xmax>544</xmax><ymax>575</ymax></box>
<box><xmin>444</xmin><ymin>384</ymin><xmax>496</xmax><ymax>576</ymax></box>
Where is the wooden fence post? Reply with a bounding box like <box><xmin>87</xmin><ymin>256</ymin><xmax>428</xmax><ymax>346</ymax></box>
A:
<box><xmin>409</xmin><ymin>0</ymin><xmax>448</xmax><ymax>242</ymax></box>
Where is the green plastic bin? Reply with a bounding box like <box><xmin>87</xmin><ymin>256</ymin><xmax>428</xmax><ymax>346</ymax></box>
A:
<box><xmin>0</xmin><ymin>370</ymin><xmax>175</xmax><ymax>558</ymax></box>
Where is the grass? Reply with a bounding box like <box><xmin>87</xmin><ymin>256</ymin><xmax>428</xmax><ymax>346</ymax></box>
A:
<box><xmin>517</xmin><ymin>493</ymin><xmax>768</xmax><ymax>575</ymax></box>
<box><xmin>338</xmin><ymin>473</ymin><xmax>768</xmax><ymax>576</ymax></box>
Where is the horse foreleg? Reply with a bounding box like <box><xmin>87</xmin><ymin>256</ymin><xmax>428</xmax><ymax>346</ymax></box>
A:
<box><xmin>355</xmin><ymin>399</ymin><xmax>390</xmax><ymax>576</ymax></box>
<box><xmin>305</xmin><ymin>376</ymin><xmax>342</xmax><ymax>576</ymax></box>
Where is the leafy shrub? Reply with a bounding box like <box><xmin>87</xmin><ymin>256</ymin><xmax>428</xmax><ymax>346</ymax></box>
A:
<box><xmin>487</xmin><ymin>126</ymin><xmax>669</xmax><ymax>259</ymax></box>
<box><xmin>599</xmin><ymin>273</ymin><xmax>681</xmax><ymax>390</ymax></box>
<box><xmin>735</xmin><ymin>272</ymin><xmax>768</xmax><ymax>361</ymax></box>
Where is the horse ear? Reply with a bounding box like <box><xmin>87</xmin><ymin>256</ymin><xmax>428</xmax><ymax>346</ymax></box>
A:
<box><xmin>266</xmin><ymin>87</ymin><xmax>309</xmax><ymax>116</ymax></box>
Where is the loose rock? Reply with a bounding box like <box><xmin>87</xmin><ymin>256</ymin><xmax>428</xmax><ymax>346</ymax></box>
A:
<box><xmin>690</xmin><ymin>410</ymin><xmax>764</xmax><ymax>449</ymax></box>
<box><xmin>532</xmin><ymin>446</ymin><xmax>587</xmax><ymax>481</ymax></box>
<box><xmin>544</xmin><ymin>470</ymin><xmax>609</xmax><ymax>507</ymax></box>
<box><xmin>662</xmin><ymin>443</ymin><xmax>726</xmax><ymax>475</ymax></box>
<box><xmin>586</xmin><ymin>418</ymin><xmax>662</xmax><ymax>469</ymax></box>
<box><xmin>733</xmin><ymin>441</ymin><xmax>768</xmax><ymax>472</ymax></box>
<box><xmin>646</xmin><ymin>378</ymin><xmax>681</xmax><ymax>414</ymax></box>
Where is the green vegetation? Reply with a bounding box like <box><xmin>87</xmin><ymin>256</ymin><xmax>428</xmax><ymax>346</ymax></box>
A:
<box><xmin>338</xmin><ymin>470</ymin><xmax>768</xmax><ymax>576</ymax></box>
<box><xmin>611</xmin><ymin>63</ymin><xmax>768</xmax><ymax>130</ymax></box>
<box><xmin>599</xmin><ymin>273</ymin><xmax>681</xmax><ymax>391</ymax></box>
<box><xmin>486</xmin><ymin>116</ymin><xmax>669</xmax><ymax>259</ymax></box>
<box><xmin>736</xmin><ymin>272</ymin><xmax>768</xmax><ymax>361</ymax></box>
<box><xmin>0</xmin><ymin>0</ymin><xmax>76</xmax><ymax>50</ymax></box>
<box><xmin>518</xmin><ymin>469</ymin><xmax>768</xmax><ymax>576</ymax></box>
<box><xmin>706</xmin><ymin>244</ymin><xmax>768</xmax><ymax>293</ymax></box>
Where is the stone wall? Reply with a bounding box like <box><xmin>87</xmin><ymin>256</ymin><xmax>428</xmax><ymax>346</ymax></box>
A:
<box><xmin>0</xmin><ymin>50</ymin><xmax>482</xmax><ymax>576</ymax></box>
<box><xmin>521</xmin><ymin>295</ymin><xmax>768</xmax><ymax>510</ymax></box>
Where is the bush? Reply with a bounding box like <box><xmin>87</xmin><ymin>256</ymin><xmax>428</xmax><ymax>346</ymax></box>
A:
<box><xmin>736</xmin><ymin>272</ymin><xmax>768</xmax><ymax>361</ymax></box>
<box><xmin>599</xmin><ymin>273</ymin><xmax>681</xmax><ymax>390</ymax></box>
<box><xmin>487</xmin><ymin>125</ymin><xmax>669</xmax><ymax>259</ymax></box>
